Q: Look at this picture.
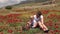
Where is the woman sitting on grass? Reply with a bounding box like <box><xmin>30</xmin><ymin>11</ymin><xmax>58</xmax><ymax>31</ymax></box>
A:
<box><xmin>27</xmin><ymin>11</ymin><xmax>49</xmax><ymax>33</ymax></box>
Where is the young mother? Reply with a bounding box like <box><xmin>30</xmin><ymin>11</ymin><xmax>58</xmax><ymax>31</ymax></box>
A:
<box><xmin>27</xmin><ymin>11</ymin><xmax>49</xmax><ymax>33</ymax></box>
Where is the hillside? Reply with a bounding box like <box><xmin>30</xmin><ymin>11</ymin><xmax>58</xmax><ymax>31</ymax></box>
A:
<box><xmin>0</xmin><ymin>0</ymin><xmax>60</xmax><ymax>34</ymax></box>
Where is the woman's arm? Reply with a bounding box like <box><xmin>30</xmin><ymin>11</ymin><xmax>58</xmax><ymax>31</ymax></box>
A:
<box><xmin>27</xmin><ymin>16</ymin><xmax>34</xmax><ymax>24</ymax></box>
<box><xmin>40</xmin><ymin>15</ymin><xmax>44</xmax><ymax>24</ymax></box>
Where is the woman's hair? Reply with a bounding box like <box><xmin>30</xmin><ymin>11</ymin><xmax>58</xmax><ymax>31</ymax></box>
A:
<box><xmin>36</xmin><ymin>11</ymin><xmax>42</xmax><ymax>18</ymax></box>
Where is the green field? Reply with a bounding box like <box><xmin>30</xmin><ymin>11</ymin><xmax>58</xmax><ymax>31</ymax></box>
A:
<box><xmin>0</xmin><ymin>3</ymin><xmax>60</xmax><ymax>34</ymax></box>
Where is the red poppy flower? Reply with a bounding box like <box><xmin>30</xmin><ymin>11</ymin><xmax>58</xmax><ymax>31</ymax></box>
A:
<box><xmin>50</xmin><ymin>30</ymin><xmax>54</xmax><ymax>33</ymax></box>
<box><xmin>15</xmin><ymin>19</ymin><xmax>18</xmax><ymax>22</ymax></box>
<box><xmin>47</xmin><ymin>20</ymin><xmax>53</xmax><ymax>26</ymax></box>
<box><xmin>0</xmin><ymin>32</ymin><xmax>4</xmax><ymax>34</ymax></box>
<box><xmin>47</xmin><ymin>15</ymin><xmax>53</xmax><ymax>19</ymax></box>
<box><xmin>8</xmin><ymin>29</ymin><xmax>13</xmax><ymax>33</ymax></box>
<box><xmin>54</xmin><ymin>30</ymin><xmax>59</xmax><ymax>32</ymax></box>
<box><xmin>6</xmin><ymin>14</ymin><xmax>12</xmax><ymax>18</ymax></box>
<box><xmin>58</xmin><ymin>30</ymin><xmax>60</xmax><ymax>33</ymax></box>
<box><xmin>47</xmin><ymin>15</ymin><xmax>50</xmax><ymax>18</ymax></box>
<box><xmin>0</xmin><ymin>15</ymin><xmax>5</xmax><ymax>19</ymax></box>
<box><xmin>42</xmin><ymin>10</ymin><xmax>49</xmax><ymax>14</ymax></box>
<box><xmin>12</xmin><ymin>17</ymin><xmax>17</xmax><ymax>19</ymax></box>
<box><xmin>54</xmin><ymin>25</ymin><xmax>59</xmax><ymax>28</ymax></box>
<box><xmin>56</xmin><ymin>15</ymin><xmax>60</xmax><ymax>19</ymax></box>
<box><xmin>45</xmin><ymin>20</ymin><xmax>53</xmax><ymax>26</ymax></box>
<box><xmin>48</xmin><ymin>20</ymin><xmax>53</xmax><ymax>23</ymax></box>
<box><xmin>47</xmin><ymin>13</ymin><xmax>56</xmax><ymax>19</ymax></box>
<box><xmin>19</xmin><ymin>19</ymin><xmax>23</xmax><ymax>22</ymax></box>
<box><xmin>14</xmin><ymin>19</ymin><xmax>19</xmax><ymax>22</ymax></box>
<box><xmin>44</xmin><ymin>22</ymin><xmax>49</xmax><ymax>26</ymax></box>
<box><xmin>50</xmin><ymin>30</ymin><xmax>56</xmax><ymax>34</ymax></box>
<box><xmin>7</xmin><ymin>19</ymin><xmax>14</xmax><ymax>23</ymax></box>
<box><xmin>0</xmin><ymin>26</ymin><xmax>5</xmax><ymax>29</ymax></box>
<box><xmin>51</xmin><ymin>13</ymin><xmax>56</xmax><ymax>17</ymax></box>
<box><xmin>48</xmin><ymin>23</ymin><xmax>53</xmax><ymax>26</ymax></box>
<box><xmin>6</xmin><ymin>14</ymin><xmax>22</xmax><ymax>19</ymax></box>
<box><xmin>0</xmin><ymin>20</ymin><xmax>3</xmax><ymax>22</ymax></box>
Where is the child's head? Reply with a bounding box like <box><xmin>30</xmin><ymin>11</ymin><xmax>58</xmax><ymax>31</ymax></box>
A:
<box><xmin>36</xmin><ymin>11</ymin><xmax>42</xmax><ymax>18</ymax></box>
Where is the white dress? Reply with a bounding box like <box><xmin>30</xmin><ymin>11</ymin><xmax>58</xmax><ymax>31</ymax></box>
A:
<box><xmin>31</xmin><ymin>15</ymin><xmax>43</xmax><ymax>24</ymax></box>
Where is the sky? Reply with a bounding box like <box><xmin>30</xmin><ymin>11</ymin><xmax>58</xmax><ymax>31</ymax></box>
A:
<box><xmin>0</xmin><ymin>0</ymin><xmax>49</xmax><ymax>8</ymax></box>
<box><xmin>0</xmin><ymin>0</ymin><xmax>26</xmax><ymax>8</ymax></box>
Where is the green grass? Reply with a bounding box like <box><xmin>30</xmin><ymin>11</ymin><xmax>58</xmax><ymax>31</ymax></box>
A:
<box><xmin>0</xmin><ymin>3</ymin><xmax>60</xmax><ymax>34</ymax></box>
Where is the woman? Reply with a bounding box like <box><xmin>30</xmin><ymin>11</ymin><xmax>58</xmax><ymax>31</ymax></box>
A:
<box><xmin>27</xmin><ymin>11</ymin><xmax>49</xmax><ymax>33</ymax></box>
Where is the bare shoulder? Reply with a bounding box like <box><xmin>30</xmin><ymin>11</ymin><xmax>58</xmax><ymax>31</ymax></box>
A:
<box><xmin>40</xmin><ymin>15</ymin><xmax>43</xmax><ymax>18</ymax></box>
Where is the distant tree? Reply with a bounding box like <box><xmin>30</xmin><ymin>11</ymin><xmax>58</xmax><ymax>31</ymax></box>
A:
<box><xmin>5</xmin><ymin>6</ymin><xmax>12</xmax><ymax>10</ymax></box>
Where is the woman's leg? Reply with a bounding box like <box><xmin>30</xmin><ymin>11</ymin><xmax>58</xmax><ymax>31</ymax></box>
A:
<box><xmin>38</xmin><ymin>21</ymin><xmax>48</xmax><ymax>31</ymax></box>
<box><xmin>32</xmin><ymin>20</ymin><xmax>37</xmax><ymax>28</ymax></box>
<box><xmin>27</xmin><ymin>20</ymin><xmax>37</xmax><ymax>28</ymax></box>
<box><xmin>32</xmin><ymin>22</ymin><xmax>37</xmax><ymax>28</ymax></box>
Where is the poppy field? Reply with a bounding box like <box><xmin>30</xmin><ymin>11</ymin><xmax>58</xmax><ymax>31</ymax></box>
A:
<box><xmin>0</xmin><ymin>8</ymin><xmax>60</xmax><ymax>34</ymax></box>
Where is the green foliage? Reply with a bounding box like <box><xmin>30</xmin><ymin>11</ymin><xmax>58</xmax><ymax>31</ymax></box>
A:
<box><xmin>5</xmin><ymin>6</ymin><xmax>12</xmax><ymax>10</ymax></box>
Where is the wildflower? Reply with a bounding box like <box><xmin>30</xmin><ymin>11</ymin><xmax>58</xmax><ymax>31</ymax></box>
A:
<box><xmin>8</xmin><ymin>29</ymin><xmax>13</xmax><ymax>33</ymax></box>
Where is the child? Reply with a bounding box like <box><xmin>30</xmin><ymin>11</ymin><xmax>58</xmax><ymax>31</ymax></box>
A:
<box><xmin>27</xmin><ymin>11</ymin><xmax>49</xmax><ymax>33</ymax></box>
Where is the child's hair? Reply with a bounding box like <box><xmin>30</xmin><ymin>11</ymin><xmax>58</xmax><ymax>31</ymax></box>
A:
<box><xmin>36</xmin><ymin>11</ymin><xmax>42</xmax><ymax>18</ymax></box>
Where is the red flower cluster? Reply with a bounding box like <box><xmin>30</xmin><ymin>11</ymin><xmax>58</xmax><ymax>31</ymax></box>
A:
<box><xmin>0</xmin><ymin>15</ymin><xmax>5</xmax><ymax>19</ymax></box>
<box><xmin>0</xmin><ymin>26</ymin><xmax>5</xmax><ymax>29</ymax></box>
<box><xmin>6</xmin><ymin>14</ymin><xmax>21</xmax><ymax>18</ymax></box>
<box><xmin>56</xmin><ymin>15</ymin><xmax>60</xmax><ymax>19</ymax></box>
<box><xmin>47</xmin><ymin>13</ymin><xmax>56</xmax><ymax>19</ymax></box>
<box><xmin>50</xmin><ymin>30</ymin><xmax>60</xmax><ymax>34</ymax></box>
<box><xmin>54</xmin><ymin>24</ymin><xmax>59</xmax><ymax>29</ymax></box>
<box><xmin>54</xmin><ymin>30</ymin><xmax>59</xmax><ymax>32</ymax></box>
<box><xmin>50</xmin><ymin>30</ymin><xmax>56</xmax><ymax>34</ymax></box>
<box><xmin>8</xmin><ymin>29</ymin><xmax>13</xmax><ymax>33</ymax></box>
<box><xmin>42</xmin><ymin>10</ymin><xmax>49</xmax><ymax>14</ymax></box>
<box><xmin>7</xmin><ymin>19</ymin><xmax>15</xmax><ymax>23</ymax></box>
<box><xmin>45</xmin><ymin>20</ymin><xmax>53</xmax><ymax>26</ymax></box>
<box><xmin>0</xmin><ymin>20</ymin><xmax>3</xmax><ymax>22</ymax></box>
<box><xmin>6</xmin><ymin>14</ymin><xmax>12</xmax><ymax>18</ymax></box>
<box><xmin>0</xmin><ymin>14</ymin><xmax>23</xmax><ymax>23</ymax></box>
<box><xmin>7</xmin><ymin>19</ymin><xmax>22</xmax><ymax>23</ymax></box>
<box><xmin>0</xmin><ymin>32</ymin><xmax>4</xmax><ymax>34</ymax></box>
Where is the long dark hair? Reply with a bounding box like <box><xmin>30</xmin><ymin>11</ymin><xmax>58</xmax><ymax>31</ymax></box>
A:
<box><xmin>36</xmin><ymin>11</ymin><xmax>42</xmax><ymax>18</ymax></box>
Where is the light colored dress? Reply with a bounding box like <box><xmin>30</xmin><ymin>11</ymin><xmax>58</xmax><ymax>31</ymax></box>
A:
<box><xmin>33</xmin><ymin>15</ymin><xmax>43</xmax><ymax>23</ymax></box>
<box><xmin>31</xmin><ymin>15</ymin><xmax>43</xmax><ymax>26</ymax></box>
